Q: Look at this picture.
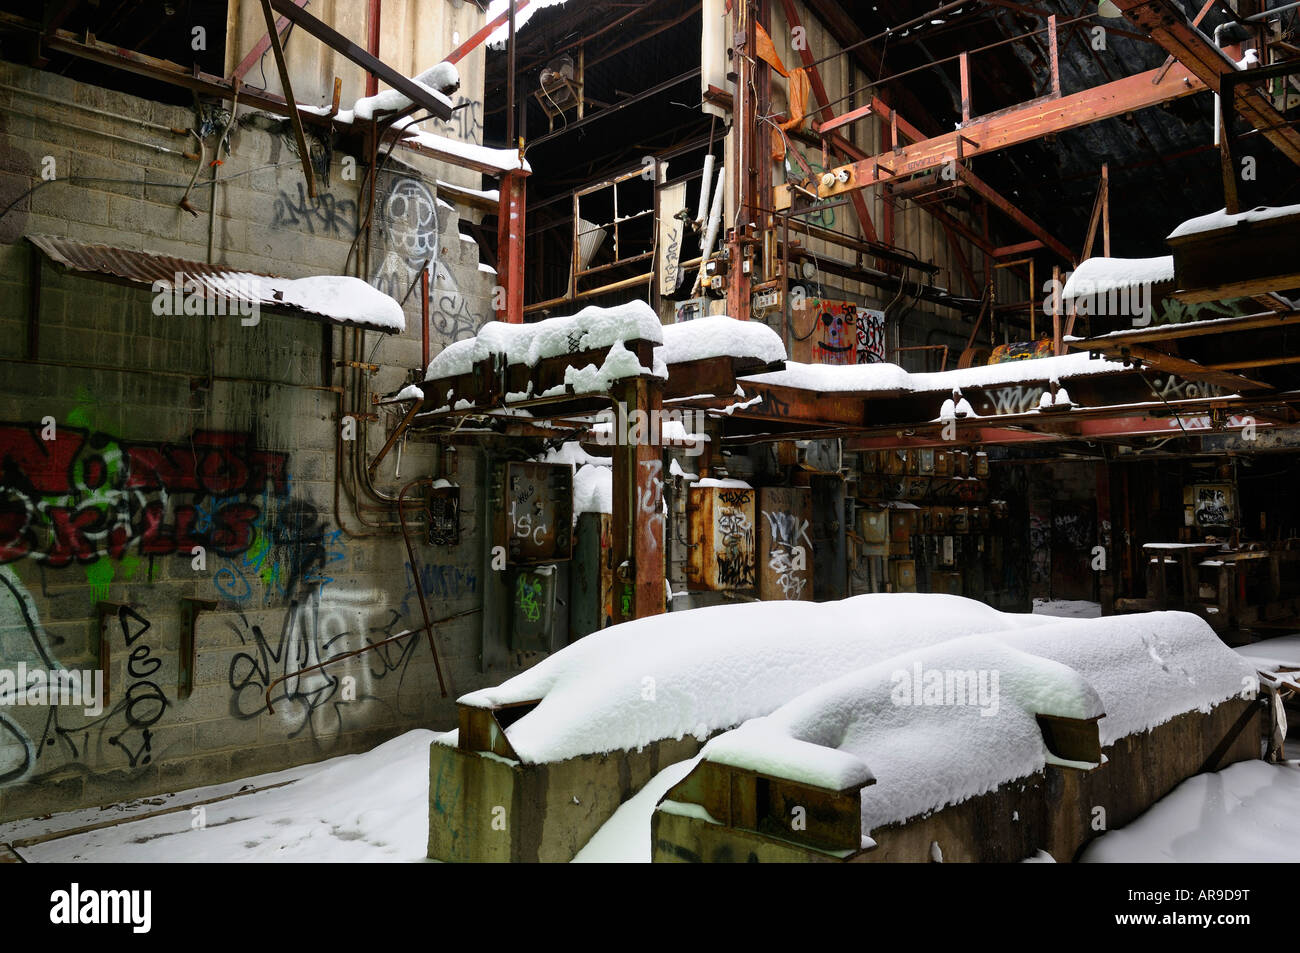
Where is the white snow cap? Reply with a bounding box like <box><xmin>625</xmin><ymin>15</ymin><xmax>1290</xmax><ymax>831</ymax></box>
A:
<box><xmin>453</xmin><ymin>593</ymin><xmax>1053</xmax><ymax>763</ymax></box>
<box><xmin>744</xmin><ymin>351</ymin><xmax>1130</xmax><ymax>395</ymax></box>
<box><xmin>659</xmin><ymin>315</ymin><xmax>787</xmax><ymax>366</ymax></box>
<box><xmin>1061</xmin><ymin>256</ymin><xmax>1174</xmax><ymax>299</ymax></box>
<box><xmin>207</xmin><ymin>273</ymin><xmax>405</xmax><ymax>332</ymax></box>
<box><xmin>425</xmin><ymin>300</ymin><xmax>665</xmax><ymax>380</ymax></box>
<box><xmin>698</xmin><ymin>609</ymin><xmax>1255</xmax><ymax>833</ymax></box>
<box><xmin>1168</xmin><ymin>202</ymin><xmax>1300</xmax><ymax>240</ymax></box>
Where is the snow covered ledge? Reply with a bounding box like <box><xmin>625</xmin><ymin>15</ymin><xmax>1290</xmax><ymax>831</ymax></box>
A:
<box><xmin>653</xmin><ymin>612</ymin><xmax>1264</xmax><ymax>863</ymax></box>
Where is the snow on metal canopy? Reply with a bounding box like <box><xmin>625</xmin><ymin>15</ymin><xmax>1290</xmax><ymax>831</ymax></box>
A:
<box><xmin>27</xmin><ymin>235</ymin><xmax>405</xmax><ymax>333</ymax></box>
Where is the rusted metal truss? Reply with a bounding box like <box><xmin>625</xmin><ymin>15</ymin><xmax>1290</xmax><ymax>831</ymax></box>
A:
<box><xmin>1112</xmin><ymin>0</ymin><xmax>1300</xmax><ymax>167</ymax></box>
<box><xmin>777</xmin><ymin>64</ymin><xmax>1207</xmax><ymax>217</ymax></box>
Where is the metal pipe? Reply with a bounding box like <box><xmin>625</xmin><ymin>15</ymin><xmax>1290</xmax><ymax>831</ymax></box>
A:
<box><xmin>398</xmin><ymin>477</ymin><xmax>449</xmax><ymax>696</ymax></box>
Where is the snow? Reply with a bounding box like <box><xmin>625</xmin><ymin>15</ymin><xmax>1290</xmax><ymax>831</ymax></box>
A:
<box><xmin>11</xmin><ymin>731</ymin><xmax>437</xmax><ymax>863</ymax></box>
<box><xmin>573</xmin><ymin>463</ymin><xmax>613</xmax><ymax>516</ymax></box>
<box><xmin>440</xmin><ymin>179</ymin><xmax>501</xmax><ymax>203</ymax></box>
<box><xmin>485</xmin><ymin>0</ymin><xmax>570</xmax><ymax>47</ymax></box>
<box><xmin>743</xmin><ymin>352</ymin><xmax>1130</xmax><ymax>395</ymax></box>
<box><xmin>1061</xmin><ymin>256</ymin><xmax>1174</xmax><ymax>299</ymax></box>
<box><xmin>1167</xmin><ymin>202</ymin><xmax>1300</xmax><ymax>240</ymax></box>
<box><xmin>351</xmin><ymin>62</ymin><xmax>457</xmax><ymax>122</ymax></box>
<box><xmin>401</xmin><ymin>127</ymin><xmax>530</xmax><ymax>173</ymax></box>
<box><xmin>204</xmin><ymin>273</ymin><xmax>406</xmax><ymax>332</ymax></box>
<box><xmin>572</xmin><ymin>756</ymin><xmax>700</xmax><ymax>862</ymax></box>
<box><xmin>659</xmin><ymin>315</ymin><xmax>787</xmax><ymax>366</ymax></box>
<box><xmin>692</xmin><ymin>610</ymin><xmax>1254</xmax><ymax>833</ymax></box>
<box><xmin>1080</xmin><ymin>760</ymin><xmax>1300</xmax><ymax>862</ymax></box>
<box><xmin>393</xmin><ymin>383</ymin><xmax>424</xmax><ymax>401</ymax></box>
<box><xmin>694</xmin><ymin>477</ymin><xmax>751</xmax><ymax>489</ymax></box>
<box><xmin>539</xmin><ymin>441</ymin><xmax>610</xmax><ymax>469</ymax></box>
<box><xmin>425</xmin><ymin>301</ymin><xmax>664</xmax><ymax>380</ymax></box>
<box><xmin>1237</xmin><ymin>635</ymin><xmax>1300</xmax><ymax>671</ymax></box>
<box><xmin>452</xmin><ymin>593</ymin><xmax>1053</xmax><ymax>763</ymax></box>
<box><xmin>702</xmin><ymin>635</ymin><xmax>1104</xmax><ymax>827</ymax></box>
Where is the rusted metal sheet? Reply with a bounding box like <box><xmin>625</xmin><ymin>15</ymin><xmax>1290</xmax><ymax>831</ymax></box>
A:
<box><xmin>496</xmin><ymin>169</ymin><xmax>528</xmax><ymax>323</ymax></box>
<box><xmin>757</xmin><ymin>487</ymin><xmax>814</xmax><ymax>601</ymax></box>
<box><xmin>610</xmin><ymin>377</ymin><xmax>667</xmax><ymax>620</ymax></box>
<box><xmin>495</xmin><ymin>462</ymin><xmax>573</xmax><ymax>565</ymax></box>
<box><xmin>686</xmin><ymin>484</ymin><xmax>756</xmax><ymax>591</ymax></box>
<box><xmin>25</xmin><ymin>234</ymin><xmax>402</xmax><ymax>334</ymax></box>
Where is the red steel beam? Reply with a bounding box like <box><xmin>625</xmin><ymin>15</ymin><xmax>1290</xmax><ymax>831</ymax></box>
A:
<box><xmin>233</xmin><ymin>0</ymin><xmax>309</xmax><ymax>81</ymax></box>
<box><xmin>496</xmin><ymin>168</ymin><xmax>528</xmax><ymax>323</ymax></box>
<box><xmin>781</xmin><ymin>64</ymin><xmax>1208</xmax><ymax>208</ymax></box>
<box><xmin>445</xmin><ymin>0</ymin><xmax>531</xmax><ymax>65</ymax></box>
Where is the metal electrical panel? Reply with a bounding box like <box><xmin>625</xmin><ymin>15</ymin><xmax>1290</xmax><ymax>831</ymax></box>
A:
<box><xmin>757</xmin><ymin>486</ymin><xmax>814</xmax><ymax>601</ymax></box>
<box><xmin>496</xmin><ymin>462</ymin><xmax>574</xmax><ymax>565</ymax></box>
<box><xmin>687</xmin><ymin>484</ymin><xmax>756</xmax><ymax>591</ymax></box>
<box><xmin>426</xmin><ymin>483</ymin><xmax>460</xmax><ymax>546</ymax></box>
<box><xmin>511</xmin><ymin>566</ymin><xmax>557</xmax><ymax>652</ymax></box>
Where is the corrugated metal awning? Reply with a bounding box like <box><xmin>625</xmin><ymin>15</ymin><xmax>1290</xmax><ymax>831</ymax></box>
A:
<box><xmin>27</xmin><ymin>235</ymin><xmax>404</xmax><ymax>334</ymax></box>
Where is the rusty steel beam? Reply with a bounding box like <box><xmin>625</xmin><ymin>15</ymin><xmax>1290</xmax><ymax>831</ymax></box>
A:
<box><xmin>1113</xmin><ymin>0</ymin><xmax>1300</xmax><ymax>165</ymax></box>
<box><xmin>868</xmin><ymin>97</ymin><xmax>1076</xmax><ymax>263</ymax></box>
<box><xmin>779</xmin><ymin>65</ymin><xmax>1207</xmax><ymax>211</ymax></box>
<box><xmin>233</xmin><ymin>0</ymin><xmax>308</xmax><ymax>81</ymax></box>
<box><xmin>258</xmin><ymin>0</ymin><xmax>316</xmax><ymax>198</ymax></box>
<box><xmin>495</xmin><ymin>168</ymin><xmax>528</xmax><ymax>323</ymax></box>
<box><xmin>611</xmin><ymin>377</ymin><xmax>666</xmax><ymax>622</ymax></box>
<box><xmin>778</xmin><ymin>0</ymin><xmax>881</xmax><ymax>246</ymax></box>
<box><xmin>267</xmin><ymin>0</ymin><xmax>454</xmax><ymax>121</ymax></box>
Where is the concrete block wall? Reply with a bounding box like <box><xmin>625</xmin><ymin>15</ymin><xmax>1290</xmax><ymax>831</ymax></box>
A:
<box><xmin>0</xmin><ymin>59</ymin><xmax>508</xmax><ymax>822</ymax></box>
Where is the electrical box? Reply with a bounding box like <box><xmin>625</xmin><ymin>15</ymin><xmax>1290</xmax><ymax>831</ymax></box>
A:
<box><xmin>890</xmin><ymin>559</ymin><xmax>917</xmax><ymax>592</ymax></box>
<box><xmin>496</xmin><ymin>462</ymin><xmax>574</xmax><ymax>565</ymax></box>
<box><xmin>758</xmin><ymin>486</ymin><xmax>813</xmax><ymax>601</ymax></box>
<box><xmin>426</xmin><ymin>482</ymin><xmax>460</xmax><ymax>546</ymax></box>
<box><xmin>687</xmin><ymin>483</ymin><xmax>756</xmax><ymax>591</ymax></box>
<box><xmin>511</xmin><ymin>565</ymin><xmax>557</xmax><ymax>653</ymax></box>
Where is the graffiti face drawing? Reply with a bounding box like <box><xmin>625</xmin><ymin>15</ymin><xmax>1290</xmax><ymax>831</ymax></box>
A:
<box><xmin>814</xmin><ymin>304</ymin><xmax>858</xmax><ymax>365</ymax></box>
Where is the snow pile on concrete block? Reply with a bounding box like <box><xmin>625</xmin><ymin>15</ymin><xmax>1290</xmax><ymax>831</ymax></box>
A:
<box><xmin>1167</xmin><ymin>202</ymin><xmax>1300</xmax><ymax>240</ymax></box>
<box><xmin>573</xmin><ymin>463</ymin><xmax>613</xmax><ymax>516</ymax></box>
<box><xmin>1061</xmin><ymin>256</ymin><xmax>1174</xmax><ymax>299</ymax></box>
<box><xmin>702</xmin><ymin>635</ymin><xmax>1104</xmax><ymax>828</ymax></box>
<box><xmin>694</xmin><ymin>609</ymin><xmax>1254</xmax><ymax>834</ymax></box>
<box><xmin>743</xmin><ymin>351</ymin><xmax>1130</xmax><ymax>395</ymax></box>
<box><xmin>425</xmin><ymin>301</ymin><xmax>664</xmax><ymax>380</ymax></box>
<box><xmin>659</xmin><ymin>315</ymin><xmax>787</xmax><ymax>366</ymax></box>
<box><xmin>999</xmin><ymin>612</ymin><xmax>1257</xmax><ymax>744</ymax></box>
<box><xmin>453</xmin><ymin>594</ymin><xmax>1052</xmax><ymax>763</ymax></box>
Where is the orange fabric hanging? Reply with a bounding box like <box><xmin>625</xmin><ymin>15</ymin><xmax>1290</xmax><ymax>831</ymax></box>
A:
<box><xmin>754</xmin><ymin>23</ymin><xmax>790</xmax><ymax>78</ymax></box>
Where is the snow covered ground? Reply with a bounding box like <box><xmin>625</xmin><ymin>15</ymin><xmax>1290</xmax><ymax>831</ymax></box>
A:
<box><xmin>8</xmin><ymin>729</ymin><xmax>1299</xmax><ymax>863</ymax></box>
<box><xmin>1080</xmin><ymin>760</ymin><xmax>1300</xmax><ymax>863</ymax></box>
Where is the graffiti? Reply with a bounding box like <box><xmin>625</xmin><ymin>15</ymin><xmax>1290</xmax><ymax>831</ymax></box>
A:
<box><xmin>990</xmin><ymin>340</ymin><xmax>1052</xmax><ymax>363</ymax></box>
<box><xmin>1149</xmin><ymin>376</ymin><xmax>1225</xmax><ymax>402</ymax></box>
<box><xmin>272</xmin><ymin>182</ymin><xmax>358</xmax><ymax>237</ymax></box>
<box><xmin>430</xmin><ymin>285</ymin><xmax>489</xmax><ymax>345</ymax></box>
<box><xmin>814</xmin><ymin>303</ymin><xmax>858</xmax><ymax>365</ymax></box>
<box><xmin>516</xmin><ymin>574</ymin><xmax>542</xmax><ymax>623</ymax></box>
<box><xmin>0</xmin><ymin>424</ymin><xmax>289</xmax><ymax>567</ymax></box>
<box><xmin>1028</xmin><ymin>512</ymin><xmax>1050</xmax><ymax>588</ymax></box>
<box><xmin>986</xmin><ymin>386</ymin><xmax>1046</xmax><ymax>416</ymax></box>
<box><xmin>762</xmin><ymin>507</ymin><xmax>812</xmax><ymax>600</ymax></box>
<box><xmin>228</xmin><ymin>588</ymin><xmax>424</xmax><ymax>738</ymax></box>
<box><xmin>639</xmin><ymin>460</ymin><xmax>665</xmax><ymax>552</ymax></box>
<box><xmin>370</xmin><ymin>176</ymin><xmax>439</xmax><ymax>298</ymax></box>
<box><xmin>212</xmin><ymin>500</ymin><xmax>346</xmax><ymax>607</ymax></box>
<box><xmin>0</xmin><ymin>570</ymin><xmax>167</xmax><ymax>781</ymax></box>
<box><xmin>856</xmin><ymin>308</ymin><xmax>887</xmax><ymax>364</ymax></box>
<box><xmin>715</xmin><ymin>491</ymin><xmax>754</xmax><ymax>589</ymax></box>
<box><xmin>451</xmin><ymin>96</ymin><xmax>484</xmax><ymax>143</ymax></box>
<box><xmin>405</xmin><ymin>560</ymin><xmax>477</xmax><ymax>602</ymax></box>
